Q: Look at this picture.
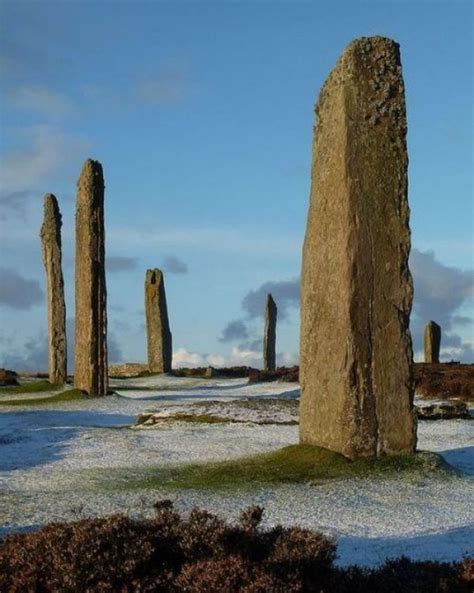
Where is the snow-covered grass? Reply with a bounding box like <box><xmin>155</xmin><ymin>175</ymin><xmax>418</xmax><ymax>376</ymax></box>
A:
<box><xmin>0</xmin><ymin>375</ymin><xmax>472</xmax><ymax>567</ymax></box>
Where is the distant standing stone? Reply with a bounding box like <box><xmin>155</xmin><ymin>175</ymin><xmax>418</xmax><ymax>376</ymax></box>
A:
<box><xmin>263</xmin><ymin>294</ymin><xmax>277</xmax><ymax>371</ymax></box>
<box><xmin>74</xmin><ymin>159</ymin><xmax>108</xmax><ymax>395</ymax></box>
<box><xmin>40</xmin><ymin>194</ymin><xmax>67</xmax><ymax>384</ymax></box>
<box><xmin>424</xmin><ymin>321</ymin><xmax>441</xmax><ymax>363</ymax></box>
<box><xmin>299</xmin><ymin>36</ymin><xmax>416</xmax><ymax>459</ymax></box>
<box><xmin>145</xmin><ymin>269</ymin><xmax>172</xmax><ymax>373</ymax></box>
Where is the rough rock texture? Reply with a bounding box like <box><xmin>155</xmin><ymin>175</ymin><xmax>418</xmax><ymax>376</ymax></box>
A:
<box><xmin>299</xmin><ymin>36</ymin><xmax>416</xmax><ymax>459</ymax></box>
<box><xmin>40</xmin><ymin>194</ymin><xmax>67</xmax><ymax>384</ymax></box>
<box><xmin>108</xmin><ymin>363</ymin><xmax>149</xmax><ymax>378</ymax></box>
<box><xmin>74</xmin><ymin>160</ymin><xmax>108</xmax><ymax>395</ymax></box>
<box><xmin>145</xmin><ymin>269</ymin><xmax>172</xmax><ymax>373</ymax></box>
<box><xmin>263</xmin><ymin>294</ymin><xmax>277</xmax><ymax>371</ymax></box>
<box><xmin>424</xmin><ymin>321</ymin><xmax>441</xmax><ymax>363</ymax></box>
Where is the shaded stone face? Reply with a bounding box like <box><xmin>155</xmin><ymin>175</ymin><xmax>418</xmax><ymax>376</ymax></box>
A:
<box><xmin>74</xmin><ymin>159</ymin><xmax>108</xmax><ymax>395</ymax></box>
<box><xmin>145</xmin><ymin>269</ymin><xmax>172</xmax><ymax>373</ymax></box>
<box><xmin>299</xmin><ymin>36</ymin><xmax>416</xmax><ymax>459</ymax></box>
<box><xmin>40</xmin><ymin>194</ymin><xmax>67</xmax><ymax>384</ymax></box>
<box><xmin>263</xmin><ymin>294</ymin><xmax>277</xmax><ymax>371</ymax></box>
<box><xmin>424</xmin><ymin>321</ymin><xmax>441</xmax><ymax>363</ymax></box>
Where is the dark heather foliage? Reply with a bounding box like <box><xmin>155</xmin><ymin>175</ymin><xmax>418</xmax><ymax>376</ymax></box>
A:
<box><xmin>0</xmin><ymin>502</ymin><xmax>471</xmax><ymax>592</ymax></box>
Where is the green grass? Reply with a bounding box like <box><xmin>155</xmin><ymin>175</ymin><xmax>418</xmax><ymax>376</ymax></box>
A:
<box><xmin>161</xmin><ymin>413</ymin><xmax>233</xmax><ymax>424</ymax></box>
<box><xmin>0</xmin><ymin>380</ymin><xmax>63</xmax><ymax>395</ymax></box>
<box><xmin>141</xmin><ymin>413</ymin><xmax>297</xmax><ymax>425</ymax></box>
<box><xmin>0</xmin><ymin>388</ymin><xmax>91</xmax><ymax>406</ymax></box>
<box><xmin>118</xmin><ymin>445</ymin><xmax>451</xmax><ymax>491</ymax></box>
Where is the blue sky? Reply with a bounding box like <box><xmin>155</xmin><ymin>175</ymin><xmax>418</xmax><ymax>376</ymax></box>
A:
<box><xmin>0</xmin><ymin>0</ymin><xmax>472</xmax><ymax>370</ymax></box>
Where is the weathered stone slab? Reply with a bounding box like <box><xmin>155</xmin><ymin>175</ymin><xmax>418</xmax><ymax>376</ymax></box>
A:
<box><xmin>40</xmin><ymin>194</ymin><xmax>67</xmax><ymax>384</ymax></box>
<box><xmin>263</xmin><ymin>294</ymin><xmax>277</xmax><ymax>371</ymax></box>
<box><xmin>300</xmin><ymin>36</ymin><xmax>416</xmax><ymax>458</ymax></box>
<box><xmin>74</xmin><ymin>160</ymin><xmax>108</xmax><ymax>395</ymax></box>
<box><xmin>145</xmin><ymin>269</ymin><xmax>172</xmax><ymax>373</ymax></box>
<box><xmin>424</xmin><ymin>321</ymin><xmax>441</xmax><ymax>363</ymax></box>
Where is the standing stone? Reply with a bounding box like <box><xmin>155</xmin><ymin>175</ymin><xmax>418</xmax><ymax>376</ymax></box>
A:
<box><xmin>40</xmin><ymin>194</ymin><xmax>67</xmax><ymax>384</ymax></box>
<box><xmin>300</xmin><ymin>37</ymin><xmax>416</xmax><ymax>459</ymax></box>
<box><xmin>263</xmin><ymin>294</ymin><xmax>277</xmax><ymax>371</ymax></box>
<box><xmin>424</xmin><ymin>321</ymin><xmax>441</xmax><ymax>363</ymax></box>
<box><xmin>145</xmin><ymin>269</ymin><xmax>172</xmax><ymax>373</ymax></box>
<box><xmin>74</xmin><ymin>159</ymin><xmax>108</xmax><ymax>395</ymax></box>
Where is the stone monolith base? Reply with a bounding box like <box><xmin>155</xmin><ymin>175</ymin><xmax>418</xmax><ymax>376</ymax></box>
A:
<box><xmin>299</xmin><ymin>36</ymin><xmax>416</xmax><ymax>459</ymax></box>
<box><xmin>263</xmin><ymin>294</ymin><xmax>277</xmax><ymax>371</ymax></box>
<box><xmin>74</xmin><ymin>159</ymin><xmax>108</xmax><ymax>395</ymax></box>
<box><xmin>145</xmin><ymin>269</ymin><xmax>172</xmax><ymax>373</ymax></box>
<box><xmin>424</xmin><ymin>321</ymin><xmax>441</xmax><ymax>363</ymax></box>
<box><xmin>41</xmin><ymin>194</ymin><xmax>67</xmax><ymax>384</ymax></box>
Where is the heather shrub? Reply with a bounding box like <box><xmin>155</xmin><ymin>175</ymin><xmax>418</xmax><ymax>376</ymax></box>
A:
<box><xmin>0</xmin><ymin>502</ymin><xmax>471</xmax><ymax>592</ymax></box>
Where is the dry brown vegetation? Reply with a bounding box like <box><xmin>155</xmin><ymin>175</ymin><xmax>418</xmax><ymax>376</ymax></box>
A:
<box><xmin>1</xmin><ymin>503</ymin><xmax>471</xmax><ymax>592</ymax></box>
<box><xmin>414</xmin><ymin>363</ymin><xmax>474</xmax><ymax>401</ymax></box>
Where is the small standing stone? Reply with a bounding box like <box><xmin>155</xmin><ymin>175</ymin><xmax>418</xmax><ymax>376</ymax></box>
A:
<box><xmin>263</xmin><ymin>294</ymin><xmax>277</xmax><ymax>371</ymax></box>
<box><xmin>40</xmin><ymin>194</ymin><xmax>67</xmax><ymax>384</ymax></box>
<box><xmin>74</xmin><ymin>159</ymin><xmax>108</xmax><ymax>395</ymax></box>
<box><xmin>424</xmin><ymin>321</ymin><xmax>441</xmax><ymax>363</ymax></box>
<box><xmin>145</xmin><ymin>269</ymin><xmax>172</xmax><ymax>373</ymax></box>
<box><xmin>299</xmin><ymin>36</ymin><xmax>416</xmax><ymax>459</ymax></box>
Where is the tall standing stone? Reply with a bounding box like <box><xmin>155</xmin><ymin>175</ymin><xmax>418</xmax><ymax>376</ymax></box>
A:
<box><xmin>145</xmin><ymin>269</ymin><xmax>172</xmax><ymax>373</ymax></box>
<box><xmin>40</xmin><ymin>194</ymin><xmax>67</xmax><ymax>384</ymax></box>
<box><xmin>424</xmin><ymin>321</ymin><xmax>441</xmax><ymax>363</ymax></box>
<box><xmin>300</xmin><ymin>37</ymin><xmax>416</xmax><ymax>459</ymax></box>
<box><xmin>74</xmin><ymin>159</ymin><xmax>108</xmax><ymax>395</ymax></box>
<box><xmin>263</xmin><ymin>294</ymin><xmax>277</xmax><ymax>371</ymax></box>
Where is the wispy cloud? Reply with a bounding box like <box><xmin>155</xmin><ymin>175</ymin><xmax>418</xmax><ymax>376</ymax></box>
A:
<box><xmin>107</xmin><ymin>226</ymin><xmax>300</xmax><ymax>257</ymax></box>
<box><xmin>135</xmin><ymin>64</ymin><xmax>187</xmax><ymax>105</ymax></box>
<box><xmin>162</xmin><ymin>255</ymin><xmax>188</xmax><ymax>274</ymax></box>
<box><xmin>106</xmin><ymin>256</ymin><xmax>138</xmax><ymax>273</ymax></box>
<box><xmin>6</xmin><ymin>86</ymin><xmax>75</xmax><ymax>119</ymax></box>
<box><xmin>0</xmin><ymin>125</ymin><xmax>90</xmax><ymax>220</ymax></box>
<box><xmin>0</xmin><ymin>268</ymin><xmax>44</xmax><ymax>310</ymax></box>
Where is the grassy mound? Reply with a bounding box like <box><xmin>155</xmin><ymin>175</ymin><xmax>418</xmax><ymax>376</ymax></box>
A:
<box><xmin>0</xmin><ymin>380</ymin><xmax>63</xmax><ymax>395</ymax></box>
<box><xmin>0</xmin><ymin>388</ymin><xmax>90</xmax><ymax>407</ymax></box>
<box><xmin>125</xmin><ymin>445</ymin><xmax>451</xmax><ymax>491</ymax></box>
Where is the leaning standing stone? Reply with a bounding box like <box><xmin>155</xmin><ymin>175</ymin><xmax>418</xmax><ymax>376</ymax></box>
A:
<box><xmin>145</xmin><ymin>269</ymin><xmax>172</xmax><ymax>373</ymax></box>
<box><xmin>263</xmin><ymin>294</ymin><xmax>277</xmax><ymax>371</ymax></box>
<box><xmin>74</xmin><ymin>159</ymin><xmax>108</xmax><ymax>395</ymax></box>
<box><xmin>299</xmin><ymin>36</ymin><xmax>416</xmax><ymax>459</ymax></box>
<box><xmin>40</xmin><ymin>194</ymin><xmax>67</xmax><ymax>384</ymax></box>
<box><xmin>424</xmin><ymin>321</ymin><xmax>441</xmax><ymax>363</ymax></box>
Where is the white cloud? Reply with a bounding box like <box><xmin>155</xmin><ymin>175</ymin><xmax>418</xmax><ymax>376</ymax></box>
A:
<box><xmin>172</xmin><ymin>347</ymin><xmax>206</xmax><ymax>368</ymax></box>
<box><xmin>7</xmin><ymin>86</ymin><xmax>75</xmax><ymax>118</ymax></box>
<box><xmin>135</xmin><ymin>64</ymin><xmax>187</xmax><ymax>105</ymax></box>
<box><xmin>107</xmin><ymin>225</ymin><xmax>300</xmax><ymax>257</ymax></box>
<box><xmin>0</xmin><ymin>125</ymin><xmax>91</xmax><ymax>222</ymax></box>
<box><xmin>172</xmin><ymin>346</ymin><xmax>262</xmax><ymax>369</ymax></box>
<box><xmin>0</xmin><ymin>125</ymin><xmax>90</xmax><ymax>194</ymax></box>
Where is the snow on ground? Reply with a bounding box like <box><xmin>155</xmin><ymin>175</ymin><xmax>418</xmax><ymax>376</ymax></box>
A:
<box><xmin>0</xmin><ymin>375</ymin><xmax>472</xmax><ymax>566</ymax></box>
